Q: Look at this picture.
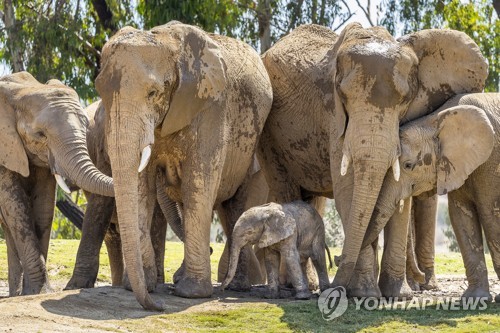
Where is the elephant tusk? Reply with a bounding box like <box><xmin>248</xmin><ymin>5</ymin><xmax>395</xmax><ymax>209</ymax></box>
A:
<box><xmin>392</xmin><ymin>158</ymin><xmax>400</xmax><ymax>182</ymax></box>
<box><xmin>340</xmin><ymin>154</ymin><xmax>350</xmax><ymax>176</ymax></box>
<box><xmin>55</xmin><ymin>174</ymin><xmax>71</xmax><ymax>194</ymax></box>
<box><xmin>138</xmin><ymin>145</ymin><xmax>152</xmax><ymax>173</ymax></box>
<box><xmin>399</xmin><ymin>199</ymin><xmax>404</xmax><ymax>213</ymax></box>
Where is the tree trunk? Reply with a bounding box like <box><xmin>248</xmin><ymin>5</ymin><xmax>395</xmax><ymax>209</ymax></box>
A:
<box><xmin>258</xmin><ymin>0</ymin><xmax>272</xmax><ymax>54</ymax></box>
<box><xmin>3</xmin><ymin>0</ymin><xmax>24</xmax><ymax>72</ymax></box>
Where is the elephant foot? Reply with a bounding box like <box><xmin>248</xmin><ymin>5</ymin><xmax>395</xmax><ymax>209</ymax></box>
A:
<box><xmin>495</xmin><ymin>294</ymin><xmax>500</xmax><ymax>303</ymax></box>
<box><xmin>262</xmin><ymin>287</ymin><xmax>280</xmax><ymax>299</ymax></box>
<box><xmin>226</xmin><ymin>275</ymin><xmax>251</xmax><ymax>292</ymax></box>
<box><xmin>462</xmin><ymin>285</ymin><xmax>492</xmax><ymax>302</ymax></box>
<box><xmin>406</xmin><ymin>273</ymin><xmax>421</xmax><ymax>292</ymax></box>
<box><xmin>173</xmin><ymin>261</ymin><xmax>186</xmax><ymax>284</ymax></box>
<box><xmin>174</xmin><ymin>276</ymin><xmax>213</xmax><ymax>298</ymax></box>
<box><xmin>294</xmin><ymin>289</ymin><xmax>312</xmax><ymax>300</ymax></box>
<box><xmin>123</xmin><ymin>269</ymin><xmax>157</xmax><ymax>293</ymax></box>
<box><xmin>65</xmin><ymin>274</ymin><xmax>96</xmax><ymax>290</ymax></box>
<box><xmin>346</xmin><ymin>270</ymin><xmax>381</xmax><ymax>298</ymax></box>
<box><xmin>420</xmin><ymin>268</ymin><xmax>439</xmax><ymax>291</ymax></box>
<box><xmin>379</xmin><ymin>271</ymin><xmax>413</xmax><ymax>298</ymax></box>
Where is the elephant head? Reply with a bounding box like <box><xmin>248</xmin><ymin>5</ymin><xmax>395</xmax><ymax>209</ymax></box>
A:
<box><xmin>0</xmin><ymin>72</ymin><xmax>113</xmax><ymax>196</ymax></box>
<box><xmin>221</xmin><ymin>203</ymin><xmax>295</xmax><ymax>290</ymax></box>
<box><xmin>95</xmin><ymin>22</ymin><xmax>226</xmax><ymax>310</ymax></box>
<box><xmin>329</xmin><ymin>23</ymin><xmax>488</xmax><ymax>287</ymax></box>
<box><xmin>362</xmin><ymin>101</ymin><xmax>495</xmax><ymax>248</ymax></box>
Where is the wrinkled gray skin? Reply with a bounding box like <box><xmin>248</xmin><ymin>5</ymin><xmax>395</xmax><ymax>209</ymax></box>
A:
<box><xmin>65</xmin><ymin>101</ymin><xmax>182</xmax><ymax>290</ymax></box>
<box><xmin>0</xmin><ymin>72</ymin><xmax>113</xmax><ymax>296</ymax></box>
<box><xmin>222</xmin><ymin>201</ymin><xmax>330</xmax><ymax>300</ymax></box>
<box><xmin>363</xmin><ymin>93</ymin><xmax>499</xmax><ymax>301</ymax></box>
<box><xmin>96</xmin><ymin>22</ymin><xmax>272</xmax><ymax>310</ymax></box>
<box><xmin>260</xmin><ymin>23</ymin><xmax>487</xmax><ymax>297</ymax></box>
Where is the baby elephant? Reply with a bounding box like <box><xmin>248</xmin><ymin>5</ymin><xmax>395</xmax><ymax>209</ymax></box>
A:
<box><xmin>364</xmin><ymin>93</ymin><xmax>499</xmax><ymax>301</ymax></box>
<box><xmin>222</xmin><ymin>201</ymin><xmax>330</xmax><ymax>299</ymax></box>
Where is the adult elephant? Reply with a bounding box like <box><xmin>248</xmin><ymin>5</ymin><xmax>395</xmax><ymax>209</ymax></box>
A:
<box><xmin>95</xmin><ymin>22</ymin><xmax>272</xmax><ymax>310</ymax></box>
<box><xmin>0</xmin><ymin>72</ymin><xmax>113</xmax><ymax>296</ymax></box>
<box><xmin>260</xmin><ymin>23</ymin><xmax>487</xmax><ymax>296</ymax></box>
<box><xmin>66</xmin><ymin>101</ymin><xmax>181</xmax><ymax>289</ymax></box>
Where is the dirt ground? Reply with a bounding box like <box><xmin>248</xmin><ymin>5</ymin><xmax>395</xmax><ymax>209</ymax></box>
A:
<box><xmin>0</xmin><ymin>276</ymin><xmax>498</xmax><ymax>332</ymax></box>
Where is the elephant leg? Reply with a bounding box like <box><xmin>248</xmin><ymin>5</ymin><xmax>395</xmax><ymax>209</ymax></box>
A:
<box><xmin>151</xmin><ymin>203</ymin><xmax>167</xmax><ymax>284</ymax></box>
<box><xmin>104</xmin><ymin>211</ymin><xmax>123</xmax><ymax>286</ymax></box>
<box><xmin>31</xmin><ymin>167</ymin><xmax>56</xmax><ymax>261</ymax></box>
<box><xmin>66</xmin><ymin>193</ymin><xmax>114</xmax><ymax>289</ymax></box>
<box><xmin>283</xmin><ymin>244</ymin><xmax>311</xmax><ymax>300</ymax></box>
<box><xmin>305</xmin><ymin>259</ymin><xmax>319</xmax><ymax>291</ymax></box>
<box><xmin>311</xmin><ymin>239</ymin><xmax>330</xmax><ymax>291</ymax></box>
<box><xmin>264</xmin><ymin>249</ymin><xmax>280</xmax><ymax>298</ymax></box>
<box><xmin>379</xmin><ymin>197</ymin><xmax>413</xmax><ymax>298</ymax></box>
<box><xmin>448</xmin><ymin>192</ymin><xmax>490</xmax><ymax>300</ymax></box>
<box><xmin>0</xmin><ymin>170</ymin><xmax>48</xmax><ymax>295</ymax></box>
<box><xmin>347</xmin><ymin>242</ymin><xmax>381</xmax><ymax>298</ymax></box>
<box><xmin>3</xmin><ymin>225</ymin><xmax>23</xmax><ymax>296</ymax></box>
<box><xmin>413</xmin><ymin>194</ymin><xmax>438</xmax><ymax>290</ymax></box>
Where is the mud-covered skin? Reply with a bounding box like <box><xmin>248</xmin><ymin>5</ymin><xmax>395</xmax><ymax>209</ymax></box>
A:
<box><xmin>261</xmin><ymin>23</ymin><xmax>487</xmax><ymax>297</ymax></box>
<box><xmin>222</xmin><ymin>201</ymin><xmax>330</xmax><ymax>300</ymax></box>
<box><xmin>0</xmin><ymin>72</ymin><xmax>113</xmax><ymax>296</ymax></box>
<box><xmin>96</xmin><ymin>22</ymin><xmax>272</xmax><ymax>309</ymax></box>
<box><xmin>364</xmin><ymin>93</ymin><xmax>500</xmax><ymax>301</ymax></box>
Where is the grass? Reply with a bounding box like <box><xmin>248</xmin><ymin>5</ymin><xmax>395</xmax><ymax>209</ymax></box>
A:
<box><xmin>0</xmin><ymin>240</ymin><xmax>498</xmax><ymax>332</ymax></box>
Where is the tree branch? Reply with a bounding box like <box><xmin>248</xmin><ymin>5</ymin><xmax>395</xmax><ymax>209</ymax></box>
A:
<box><xmin>354</xmin><ymin>0</ymin><xmax>375</xmax><ymax>27</ymax></box>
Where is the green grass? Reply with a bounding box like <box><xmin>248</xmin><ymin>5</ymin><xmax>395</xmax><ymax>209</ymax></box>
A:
<box><xmin>0</xmin><ymin>240</ymin><xmax>498</xmax><ymax>332</ymax></box>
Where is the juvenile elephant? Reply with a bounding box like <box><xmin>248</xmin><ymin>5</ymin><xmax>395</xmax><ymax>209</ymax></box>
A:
<box><xmin>0</xmin><ymin>72</ymin><xmax>113</xmax><ymax>296</ymax></box>
<box><xmin>362</xmin><ymin>93</ymin><xmax>499</xmax><ymax>301</ymax></box>
<box><xmin>260</xmin><ymin>23</ymin><xmax>487</xmax><ymax>296</ymax></box>
<box><xmin>95</xmin><ymin>22</ymin><xmax>272</xmax><ymax>309</ymax></box>
<box><xmin>221</xmin><ymin>201</ymin><xmax>330</xmax><ymax>299</ymax></box>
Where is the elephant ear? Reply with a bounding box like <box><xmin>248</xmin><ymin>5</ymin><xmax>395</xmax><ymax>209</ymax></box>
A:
<box><xmin>258</xmin><ymin>208</ymin><xmax>296</xmax><ymax>248</ymax></box>
<box><xmin>399</xmin><ymin>29</ymin><xmax>488</xmax><ymax>119</ymax></box>
<box><xmin>436</xmin><ymin>105</ymin><xmax>494</xmax><ymax>195</ymax></box>
<box><xmin>159</xmin><ymin>24</ymin><xmax>227</xmax><ymax>136</ymax></box>
<box><xmin>0</xmin><ymin>100</ymin><xmax>29</xmax><ymax>177</ymax></box>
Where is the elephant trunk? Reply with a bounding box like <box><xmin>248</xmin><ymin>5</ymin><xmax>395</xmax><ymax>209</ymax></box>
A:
<box><xmin>156</xmin><ymin>171</ymin><xmax>184</xmax><ymax>241</ymax></box>
<box><xmin>52</xmin><ymin>129</ymin><xmax>114</xmax><ymax>197</ymax></box>
<box><xmin>333</xmin><ymin>116</ymin><xmax>399</xmax><ymax>289</ymax></box>
<box><xmin>221</xmin><ymin>238</ymin><xmax>245</xmax><ymax>290</ymax></box>
<box><xmin>107</xmin><ymin>114</ymin><xmax>162</xmax><ymax>311</ymax></box>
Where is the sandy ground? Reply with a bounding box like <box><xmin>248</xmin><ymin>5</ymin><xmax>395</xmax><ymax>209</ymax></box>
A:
<box><xmin>0</xmin><ymin>276</ymin><xmax>498</xmax><ymax>332</ymax></box>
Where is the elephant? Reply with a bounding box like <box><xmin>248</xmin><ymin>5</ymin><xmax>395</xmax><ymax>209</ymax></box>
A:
<box><xmin>0</xmin><ymin>72</ymin><xmax>113</xmax><ymax>296</ymax></box>
<box><xmin>221</xmin><ymin>201</ymin><xmax>330</xmax><ymax>299</ymax></box>
<box><xmin>66</xmin><ymin>100</ymin><xmax>183</xmax><ymax>290</ymax></box>
<box><xmin>362</xmin><ymin>93</ymin><xmax>500</xmax><ymax>301</ymax></box>
<box><xmin>95</xmin><ymin>22</ymin><xmax>272</xmax><ymax>309</ymax></box>
<box><xmin>259</xmin><ymin>22</ymin><xmax>488</xmax><ymax>296</ymax></box>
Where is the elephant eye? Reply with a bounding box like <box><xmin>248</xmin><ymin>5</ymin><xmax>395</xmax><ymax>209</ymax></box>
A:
<box><xmin>35</xmin><ymin>130</ymin><xmax>46</xmax><ymax>140</ymax></box>
<box><xmin>403</xmin><ymin>161</ymin><xmax>414</xmax><ymax>171</ymax></box>
<box><xmin>147</xmin><ymin>90</ymin><xmax>158</xmax><ymax>100</ymax></box>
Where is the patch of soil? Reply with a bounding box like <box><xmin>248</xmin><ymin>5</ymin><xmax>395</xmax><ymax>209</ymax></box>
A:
<box><xmin>0</xmin><ymin>276</ymin><xmax>498</xmax><ymax>332</ymax></box>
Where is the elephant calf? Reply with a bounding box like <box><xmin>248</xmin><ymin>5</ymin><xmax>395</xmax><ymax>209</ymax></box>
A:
<box><xmin>222</xmin><ymin>201</ymin><xmax>330</xmax><ymax>299</ymax></box>
<box><xmin>363</xmin><ymin>93</ymin><xmax>500</xmax><ymax>302</ymax></box>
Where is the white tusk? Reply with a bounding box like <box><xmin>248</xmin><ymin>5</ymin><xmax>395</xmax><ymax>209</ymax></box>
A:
<box><xmin>138</xmin><ymin>145</ymin><xmax>152</xmax><ymax>173</ymax></box>
<box><xmin>399</xmin><ymin>199</ymin><xmax>404</xmax><ymax>213</ymax></box>
<box><xmin>392</xmin><ymin>158</ymin><xmax>400</xmax><ymax>182</ymax></box>
<box><xmin>55</xmin><ymin>174</ymin><xmax>71</xmax><ymax>194</ymax></box>
<box><xmin>340</xmin><ymin>154</ymin><xmax>350</xmax><ymax>176</ymax></box>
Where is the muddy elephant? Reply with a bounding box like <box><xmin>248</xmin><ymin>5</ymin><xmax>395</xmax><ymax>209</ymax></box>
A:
<box><xmin>95</xmin><ymin>22</ymin><xmax>272</xmax><ymax>310</ymax></box>
<box><xmin>65</xmin><ymin>101</ymin><xmax>182</xmax><ymax>290</ymax></box>
<box><xmin>221</xmin><ymin>201</ymin><xmax>330</xmax><ymax>299</ymax></box>
<box><xmin>363</xmin><ymin>93</ymin><xmax>499</xmax><ymax>301</ymax></box>
<box><xmin>0</xmin><ymin>72</ymin><xmax>113</xmax><ymax>296</ymax></box>
<box><xmin>260</xmin><ymin>23</ymin><xmax>488</xmax><ymax>296</ymax></box>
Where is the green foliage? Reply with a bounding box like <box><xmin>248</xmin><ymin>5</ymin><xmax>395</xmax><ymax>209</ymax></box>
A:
<box><xmin>323</xmin><ymin>199</ymin><xmax>344</xmax><ymax>248</ymax></box>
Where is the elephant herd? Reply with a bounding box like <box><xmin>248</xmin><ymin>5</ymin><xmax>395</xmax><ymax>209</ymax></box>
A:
<box><xmin>0</xmin><ymin>20</ymin><xmax>498</xmax><ymax>311</ymax></box>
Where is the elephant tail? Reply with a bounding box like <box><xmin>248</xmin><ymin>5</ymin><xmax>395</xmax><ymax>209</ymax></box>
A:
<box><xmin>220</xmin><ymin>241</ymin><xmax>242</xmax><ymax>291</ymax></box>
<box><xmin>406</xmin><ymin>222</ymin><xmax>426</xmax><ymax>284</ymax></box>
<box><xmin>325</xmin><ymin>245</ymin><xmax>333</xmax><ymax>269</ymax></box>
